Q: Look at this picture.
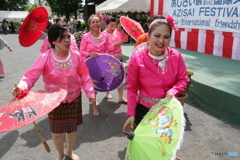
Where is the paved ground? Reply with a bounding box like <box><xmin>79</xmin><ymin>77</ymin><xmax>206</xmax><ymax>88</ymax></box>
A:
<box><xmin>0</xmin><ymin>34</ymin><xmax>240</xmax><ymax>160</ymax></box>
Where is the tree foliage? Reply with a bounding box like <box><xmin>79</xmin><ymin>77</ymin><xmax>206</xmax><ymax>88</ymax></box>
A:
<box><xmin>0</xmin><ymin>0</ymin><xmax>28</xmax><ymax>11</ymax></box>
<box><xmin>46</xmin><ymin>0</ymin><xmax>83</xmax><ymax>20</ymax></box>
<box><xmin>26</xmin><ymin>3</ymin><xmax>40</xmax><ymax>12</ymax></box>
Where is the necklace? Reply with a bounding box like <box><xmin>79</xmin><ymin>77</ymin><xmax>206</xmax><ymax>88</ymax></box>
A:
<box><xmin>148</xmin><ymin>49</ymin><xmax>168</xmax><ymax>74</ymax></box>
<box><xmin>91</xmin><ymin>33</ymin><xmax>103</xmax><ymax>43</ymax></box>
<box><xmin>106</xmin><ymin>31</ymin><xmax>116</xmax><ymax>39</ymax></box>
<box><xmin>52</xmin><ymin>52</ymin><xmax>73</xmax><ymax>70</ymax></box>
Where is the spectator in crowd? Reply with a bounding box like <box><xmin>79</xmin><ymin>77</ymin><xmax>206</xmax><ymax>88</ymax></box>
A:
<box><xmin>0</xmin><ymin>36</ymin><xmax>13</xmax><ymax>78</ymax></box>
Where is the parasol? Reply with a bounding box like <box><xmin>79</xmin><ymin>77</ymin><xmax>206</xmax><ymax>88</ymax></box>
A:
<box><xmin>0</xmin><ymin>89</ymin><xmax>67</xmax><ymax>152</ymax></box>
<box><xmin>19</xmin><ymin>7</ymin><xmax>48</xmax><ymax>47</ymax></box>
<box><xmin>85</xmin><ymin>54</ymin><xmax>125</xmax><ymax>92</ymax></box>
<box><xmin>120</xmin><ymin>16</ymin><xmax>144</xmax><ymax>41</ymax></box>
<box><xmin>124</xmin><ymin>98</ymin><xmax>185</xmax><ymax>160</ymax></box>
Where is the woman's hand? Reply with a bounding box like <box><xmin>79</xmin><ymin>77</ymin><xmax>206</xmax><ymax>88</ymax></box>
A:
<box><xmin>12</xmin><ymin>84</ymin><xmax>23</xmax><ymax>97</ymax></box>
<box><xmin>123</xmin><ymin>116</ymin><xmax>135</xmax><ymax>132</ymax></box>
<box><xmin>88</xmin><ymin>52</ymin><xmax>99</xmax><ymax>58</ymax></box>
<box><xmin>166</xmin><ymin>92</ymin><xmax>175</xmax><ymax>100</ymax></box>
<box><xmin>114</xmin><ymin>39</ymin><xmax>124</xmax><ymax>46</ymax></box>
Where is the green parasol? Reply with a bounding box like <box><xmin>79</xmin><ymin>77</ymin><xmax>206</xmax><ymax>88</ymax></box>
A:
<box><xmin>124</xmin><ymin>98</ymin><xmax>185</xmax><ymax>160</ymax></box>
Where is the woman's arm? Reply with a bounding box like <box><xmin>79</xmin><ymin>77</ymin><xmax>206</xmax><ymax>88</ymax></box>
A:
<box><xmin>77</xmin><ymin>53</ymin><xmax>95</xmax><ymax>98</ymax></box>
<box><xmin>79</xmin><ymin>34</ymin><xmax>89</xmax><ymax>58</ymax></box>
<box><xmin>18</xmin><ymin>54</ymin><xmax>47</xmax><ymax>90</ymax></box>
<box><xmin>126</xmin><ymin>55</ymin><xmax>140</xmax><ymax>116</ymax></box>
<box><xmin>5</xmin><ymin>44</ymin><xmax>12</xmax><ymax>52</ymax></box>
<box><xmin>167</xmin><ymin>51</ymin><xmax>189</xmax><ymax>96</ymax></box>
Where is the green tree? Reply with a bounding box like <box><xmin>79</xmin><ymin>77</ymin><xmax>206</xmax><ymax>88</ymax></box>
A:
<box><xmin>0</xmin><ymin>0</ymin><xmax>28</xmax><ymax>11</ymax></box>
<box><xmin>26</xmin><ymin>3</ymin><xmax>40</xmax><ymax>12</ymax></box>
<box><xmin>46</xmin><ymin>0</ymin><xmax>83</xmax><ymax>20</ymax></box>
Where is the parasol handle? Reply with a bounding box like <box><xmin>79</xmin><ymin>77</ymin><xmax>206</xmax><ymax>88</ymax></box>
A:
<box><xmin>36</xmin><ymin>28</ymin><xmax>48</xmax><ymax>36</ymax></box>
<box><xmin>124</xmin><ymin>131</ymin><xmax>135</xmax><ymax>140</ymax></box>
<box><xmin>33</xmin><ymin>121</ymin><xmax>51</xmax><ymax>153</ymax></box>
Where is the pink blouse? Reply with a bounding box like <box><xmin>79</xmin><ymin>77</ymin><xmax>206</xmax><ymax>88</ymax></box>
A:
<box><xmin>40</xmin><ymin>35</ymin><xmax>78</xmax><ymax>53</ymax></box>
<box><xmin>102</xmin><ymin>29</ymin><xmax>128</xmax><ymax>57</ymax></box>
<box><xmin>18</xmin><ymin>49</ymin><xmax>95</xmax><ymax>103</ymax></box>
<box><xmin>127</xmin><ymin>45</ymin><xmax>189</xmax><ymax>116</ymax></box>
<box><xmin>79</xmin><ymin>32</ymin><xmax>108</xmax><ymax>58</ymax></box>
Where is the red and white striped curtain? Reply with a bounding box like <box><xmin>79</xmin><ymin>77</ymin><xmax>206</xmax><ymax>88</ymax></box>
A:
<box><xmin>150</xmin><ymin>0</ymin><xmax>240</xmax><ymax>61</ymax></box>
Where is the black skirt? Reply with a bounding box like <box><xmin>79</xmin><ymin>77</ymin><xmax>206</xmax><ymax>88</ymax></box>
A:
<box><xmin>135</xmin><ymin>103</ymin><xmax>150</xmax><ymax>126</ymax></box>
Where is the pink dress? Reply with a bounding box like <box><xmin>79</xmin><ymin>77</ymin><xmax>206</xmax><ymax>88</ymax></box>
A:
<box><xmin>102</xmin><ymin>29</ymin><xmax>128</xmax><ymax>58</ymax></box>
<box><xmin>18</xmin><ymin>49</ymin><xmax>95</xmax><ymax>103</ymax></box>
<box><xmin>79</xmin><ymin>32</ymin><xmax>108</xmax><ymax>58</ymax></box>
<box><xmin>127</xmin><ymin>44</ymin><xmax>189</xmax><ymax>116</ymax></box>
<box><xmin>40</xmin><ymin>34</ymin><xmax>78</xmax><ymax>53</ymax></box>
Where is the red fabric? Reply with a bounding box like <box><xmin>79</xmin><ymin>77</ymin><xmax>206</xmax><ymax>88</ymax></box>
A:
<box><xmin>150</xmin><ymin>0</ymin><xmax>154</xmax><ymax>15</ymax></box>
<box><xmin>222</xmin><ymin>32</ymin><xmax>233</xmax><ymax>59</ymax></box>
<box><xmin>186</xmin><ymin>29</ymin><xmax>199</xmax><ymax>51</ymax></box>
<box><xmin>204</xmin><ymin>30</ymin><xmax>214</xmax><ymax>55</ymax></box>
<box><xmin>174</xmin><ymin>28</ymin><xmax>185</xmax><ymax>48</ymax></box>
<box><xmin>158</xmin><ymin>0</ymin><xmax>164</xmax><ymax>15</ymax></box>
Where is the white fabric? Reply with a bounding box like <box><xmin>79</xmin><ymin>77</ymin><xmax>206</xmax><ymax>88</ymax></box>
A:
<box><xmin>213</xmin><ymin>34</ymin><xmax>223</xmax><ymax>57</ymax></box>
<box><xmin>232</xmin><ymin>37</ymin><xmax>240</xmax><ymax>60</ymax></box>
<box><xmin>96</xmin><ymin>0</ymin><xmax>112</xmax><ymax>11</ymax></box>
<box><xmin>96</xmin><ymin>0</ymin><xmax>150</xmax><ymax>13</ymax></box>
<box><xmin>197</xmin><ymin>29</ymin><xmax>206</xmax><ymax>53</ymax></box>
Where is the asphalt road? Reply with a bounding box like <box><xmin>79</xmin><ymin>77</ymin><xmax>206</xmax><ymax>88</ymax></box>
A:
<box><xmin>0</xmin><ymin>34</ymin><xmax>240</xmax><ymax>160</ymax></box>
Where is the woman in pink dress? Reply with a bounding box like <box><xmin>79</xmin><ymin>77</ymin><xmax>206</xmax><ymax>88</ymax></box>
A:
<box><xmin>102</xmin><ymin>16</ymin><xmax>128</xmax><ymax>103</ymax></box>
<box><xmin>40</xmin><ymin>17</ymin><xmax>78</xmax><ymax>53</ymax></box>
<box><xmin>79</xmin><ymin>14</ymin><xmax>108</xmax><ymax>116</ymax></box>
<box><xmin>0</xmin><ymin>36</ymin><xmax>13</xmax><ymax>78</ymax></box>
<box><xmin>123</xmin><ymin>16</ymin><xmax>189</xmax><ymax>131</ymax></box>
<box><xmin>12</xmin><ymin>24</ymin><xmax>95</xmax><ymax>160</ymax></box>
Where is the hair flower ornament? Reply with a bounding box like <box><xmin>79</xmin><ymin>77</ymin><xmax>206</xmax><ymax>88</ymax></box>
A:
<box><xmin>165</xmin><ymin>15</ymin><xmax>178</xmax><ymax>30</ymax></box>
<box><xmin>104</xmin><ymin>16</ymin><xmax>109</xmax><ymax>22</ymax></box>
<box><xmin>96</xmin><ymin>14</ymin><xmax>103</xmax><ymax>19</ymax></box>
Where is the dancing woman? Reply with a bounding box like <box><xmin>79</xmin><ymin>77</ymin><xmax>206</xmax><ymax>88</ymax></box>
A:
<box><xmin>102</xmin><ymin>16</ymin><xmax>128</xmax><ymax>103</ymax></box>
<box><xmin>12</xmin><ymin>24</ymin><xmax>95</xmax><ymax>160</ymax></box>
<box><xmin>79</xmin><ymin>14</ymin><xmax>108</xmax><ymax>116</ymax></box>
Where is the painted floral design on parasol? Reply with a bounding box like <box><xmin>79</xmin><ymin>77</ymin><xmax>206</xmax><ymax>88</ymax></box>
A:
<box><xmin>85</xmin><ymin>54</ymin><xmax>125</xmax><ymax>92</ymax></box>
<box><xmin>19</xmin><ymin>7</ymin><xmax>48</xmax><ymax>47</ymax></box>
<box><xmin>124</xmin><ymin>99</ymin><xmax>185</xmax><ymax>160</ymax></box>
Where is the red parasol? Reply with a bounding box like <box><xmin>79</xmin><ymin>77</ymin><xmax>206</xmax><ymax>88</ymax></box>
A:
<box><xmin>120</xmin><ymin>16</ymin><xmax>144</xmax><ymax>41</ymax></box>
<box><xmin>19</xmin><ymin>7</ymin><xmax>48</xmax><ymax>47</ymax></box>
<box><xmin>0</xmin><ymin>89</ymin><xmax>67</xmax><ymax>152</ymax></box>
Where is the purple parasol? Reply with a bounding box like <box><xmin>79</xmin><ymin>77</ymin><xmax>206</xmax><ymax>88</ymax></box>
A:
<box><xmin>85</xmin><ymin>54</ymin><xmax>125</xmax><ymax>92</ymax></box>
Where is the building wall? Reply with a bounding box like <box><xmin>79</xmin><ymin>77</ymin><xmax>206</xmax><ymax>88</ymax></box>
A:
<box><xmin>41</xmin><ymin>0</ymin><xmax>52</xmax><ymax>17</ymax></box>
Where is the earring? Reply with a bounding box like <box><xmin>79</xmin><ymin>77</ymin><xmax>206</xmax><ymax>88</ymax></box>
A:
<box><xmin>55</xmin><ymin>46</ymin><xmax>59</xmax><ymax>50</ymax></box>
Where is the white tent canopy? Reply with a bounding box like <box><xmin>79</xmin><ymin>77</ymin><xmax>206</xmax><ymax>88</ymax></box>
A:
<box><xmin>96</xmin><ymin>0</ymin><xmax>150</xmax><ymax>14</ymax></box>
<box><xmin>0</xmin><ymin>10</ymin><xmax>28</xmax><ymax>20</ymax></box>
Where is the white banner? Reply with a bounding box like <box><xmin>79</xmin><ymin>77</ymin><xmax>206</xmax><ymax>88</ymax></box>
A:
<box><xmin>164</xmin><ymin>0</ymin><xmax>240</xmax><ymax>33</ymax></box>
